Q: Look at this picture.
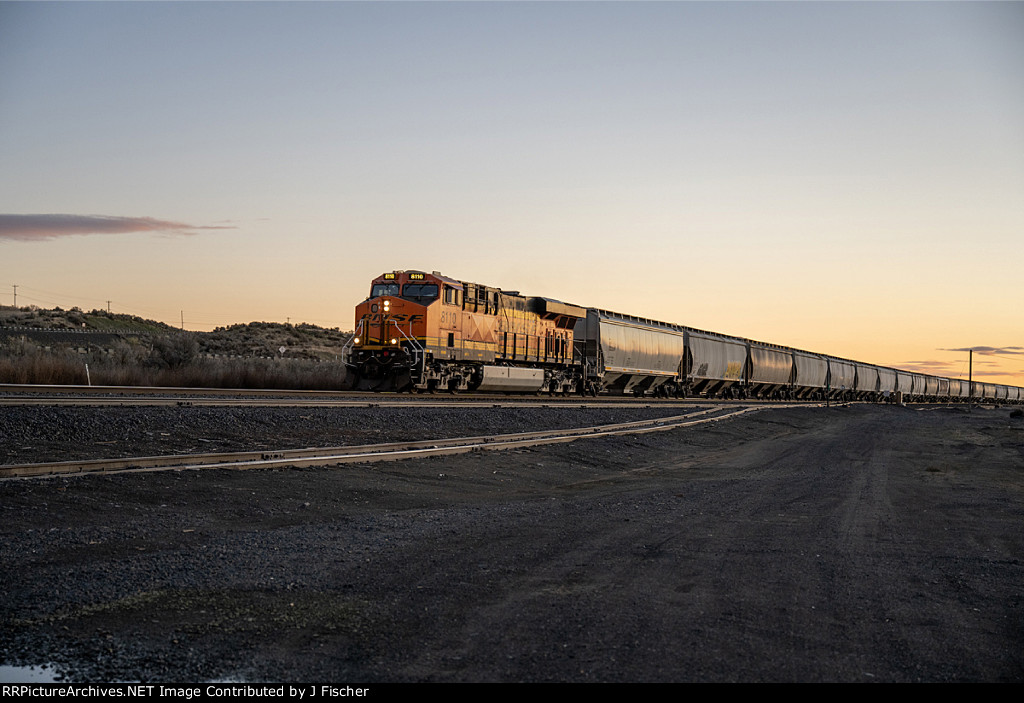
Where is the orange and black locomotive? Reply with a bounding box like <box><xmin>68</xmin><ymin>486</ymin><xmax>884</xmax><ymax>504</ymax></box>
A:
<box><xmin>345</xmin><ymin>270</ymin><xmax>585</xmax><ymax>393</ymax></box>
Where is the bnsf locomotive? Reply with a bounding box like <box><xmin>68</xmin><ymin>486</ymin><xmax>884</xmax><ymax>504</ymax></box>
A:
<box><xmin>344</xmin><ymin>270</ymin><xmax>1024</xmax><ymax>403</ymax></box>
<box><xmin>345</xmin><ymin>270</ymin><xmax>583</xmax><ymax>393</ymax></box>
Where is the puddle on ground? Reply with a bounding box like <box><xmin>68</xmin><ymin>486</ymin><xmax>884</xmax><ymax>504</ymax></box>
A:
<box><xmin>0</xmin><ymin>664</ymin><xmax>61</xmax><ymax>683</ymax></box>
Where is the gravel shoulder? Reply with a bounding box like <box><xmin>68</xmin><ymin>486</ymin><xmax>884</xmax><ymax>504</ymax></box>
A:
<box><xmin>0</xmin><ymin>405</ymin><xmax>693</xmax><ymax>464</ymax></box>
<box><xmin>1</xmin><ymin>403</ymin><xmax>1022</xmax><ymax>682</ymax></box>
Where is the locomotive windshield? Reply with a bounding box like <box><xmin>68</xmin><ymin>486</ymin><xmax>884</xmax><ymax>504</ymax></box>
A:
<box><xmin>371</xmin><ymin>282</ymin><xmax>400</xmax><ymax>298</ymax></box>
<box><xmin>402</xmin><ymin>283</ymin><xmax>439</xmax><ymax>301</ymax></box>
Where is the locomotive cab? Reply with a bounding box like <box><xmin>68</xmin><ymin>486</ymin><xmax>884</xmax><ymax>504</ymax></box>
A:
<box><xmin>347</xmin><ymin>270</ymin><xmax>446</xmax><ymax>391</ymax></box>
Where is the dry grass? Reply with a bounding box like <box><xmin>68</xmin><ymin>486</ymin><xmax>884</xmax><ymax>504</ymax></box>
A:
<box><xmin>0</xmin><ymin>338</ymin><xmax>349</xmax><ymax>390</ymax></box>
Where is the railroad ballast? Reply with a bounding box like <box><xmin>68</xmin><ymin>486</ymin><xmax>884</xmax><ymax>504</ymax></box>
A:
<box><xmin>343</xmin><ymin>270</ymin><xmax>1023</xmax><ymax>402</ymax></box>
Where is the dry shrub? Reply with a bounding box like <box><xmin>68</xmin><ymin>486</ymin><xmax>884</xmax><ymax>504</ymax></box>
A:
<box><xmin>0</xmin><ymin>339</ymin><xmax>349</xmax><ymax>390</ymax></box>
<box><xmin>0</xmin><ymin>346</ymin><xmax>89</xmax><ymax>384</ymax></box>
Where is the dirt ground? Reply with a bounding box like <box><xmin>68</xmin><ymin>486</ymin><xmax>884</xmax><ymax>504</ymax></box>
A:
<box><xmin>1</xmin><ymin>403</ymin><xmax>1022</xmax><ymax>682</ymax></box>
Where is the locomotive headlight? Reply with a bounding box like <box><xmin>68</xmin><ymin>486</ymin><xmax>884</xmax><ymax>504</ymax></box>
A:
<box><xmin>383</xmin><ymin>300</ymin><xmax>391</xmax><ymax>310</ymax></box>
<box><xmin>353</xmin><ymin>337</ymin><xmax>360</xmax><ymax>345</ymax></box>
<box><xmin>390</xmin><ymin>338</ymin><xmax>398</xmax><ymax>345</ymax></box>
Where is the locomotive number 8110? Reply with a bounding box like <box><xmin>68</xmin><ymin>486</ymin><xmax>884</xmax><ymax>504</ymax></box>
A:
<box><xmin>344</xmin><ymin>270</ymin><xmax>584</xmax><ymax>393</ymax></box>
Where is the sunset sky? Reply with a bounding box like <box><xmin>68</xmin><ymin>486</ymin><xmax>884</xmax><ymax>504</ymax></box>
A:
<box><xmin>2</xmin><ymin>1</ymin><xmax>1022</xmax><ymax>385</ymax></box>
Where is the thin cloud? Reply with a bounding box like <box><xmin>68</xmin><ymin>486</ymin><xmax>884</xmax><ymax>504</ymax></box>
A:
<box><xmin>941</xmin><ymin>346</ymin><xmax>1024</xmax><ymax>356</ymax></box>
<box><xmin>0</xmin><ymin>214</ymin><xmax>235</xmax><ymax>242</ymax></box>
<box><xmin>958</xmin><ymin>369</ymin><xmax>1012</xmax><ymax>379</ymax></box>
<box><xmin>894</xmin><ymin>358</ymin><xmax>1013</xmax><ymax>380</ymax></box>
<box><xmin>898</xmin><ymin>360</ymin><xmax>957</xmax><ymax>374</ymax></box>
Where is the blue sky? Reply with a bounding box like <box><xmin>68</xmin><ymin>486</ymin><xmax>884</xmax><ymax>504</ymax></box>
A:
<box><xmin>2</xmin><ymin>1</ymin><xmax>1022</xmax><ymax>382</ymax></box>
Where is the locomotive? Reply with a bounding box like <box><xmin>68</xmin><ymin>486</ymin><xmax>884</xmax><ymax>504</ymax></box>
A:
<box><xmin>344</xmin><ymin>270</ymin><xmax>1024</xmax><ymax>403</ymax></box>
<box><xmin>345</xmin><ymin>270</ymin><xmax>583</xmax><ymax>393</ymax></box>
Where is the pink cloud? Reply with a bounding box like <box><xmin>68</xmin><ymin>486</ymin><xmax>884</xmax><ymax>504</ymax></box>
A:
<box><xmin>941</xmin><ymin>346</ymin><xmax>1024</xmax><ymax>356</ymax></box>
<box><xmin>0</xmin><ymin>214</ymin><xmax>235</xmax><ymax>242</ymax></box>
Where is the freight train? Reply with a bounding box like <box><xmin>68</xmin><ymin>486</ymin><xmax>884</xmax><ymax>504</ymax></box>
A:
<box><xmin>343</xmin><ymin>270</ymin><xmax>1023</xmax><ymax>403</ymax></box>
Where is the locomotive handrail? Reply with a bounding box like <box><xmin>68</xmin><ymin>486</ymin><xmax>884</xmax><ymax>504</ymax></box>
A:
<box><xmin>391</xmin><ymin>319</ymin><xmax>425</xmax><ymax>372</ymax></box>
<box><xmin>341</xmin><ymin>319</ymin><xmax>364</xmax><ymax>365</ymax></box>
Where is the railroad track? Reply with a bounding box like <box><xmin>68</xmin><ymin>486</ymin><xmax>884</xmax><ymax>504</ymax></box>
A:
<box><xmin>0</xmin><ymin>396</ymin><xmax>702</xmax><ymax>408</ymax></box>
<box><xmin>0</xmin><ymin>383</ymin><xmax>368</xmax><ymax>399</ymax></box>
<box><xmin>0</xmin><ymin>383</ymin><xmax>834</xmax><ymax>408</ymax></box>
<box><xmin>0</xmin><ymin>404</ymin><xmax>803</xmax><ymax>480</ymax></box>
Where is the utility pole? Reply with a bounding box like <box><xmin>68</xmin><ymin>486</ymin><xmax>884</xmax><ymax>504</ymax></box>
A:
<box><xmin>12</xmin><ymin>284</ymin><xmax>17</xmax><ymax>308</ymax></box>
<box><xmin>180</xmin><ymin>310</ymin><xmax>184</xmax><ymax>330</ymax></box>
<box><xmin>969</xmin><ymin>348</ymin><xmax>973</xmax><ymax>404</ymax></box>
<box><xmin>106</xmin><ymin>300</ymin><xmax>111</xmax><ymax>313</ymax></box>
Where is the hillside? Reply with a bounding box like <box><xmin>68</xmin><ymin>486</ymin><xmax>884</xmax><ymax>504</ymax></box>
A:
<box><xmin>203</xmin><ymin>321</ymin><xmax>351</xmax><ymax>360</ymax></box>
<box><xmin>0</xmin><ymin>306</ymin><xmax>351</xmax><ymax>361</ymax></box>
<box><xmin>0</xmin><ymin>305</ymin><xmax>175</xmax><ymax>333</ymax></box>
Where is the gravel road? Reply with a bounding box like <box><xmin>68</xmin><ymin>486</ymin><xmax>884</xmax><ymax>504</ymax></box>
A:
<box><xmin>1</xmin><ymin>403</ymin><xmax>1021</xmax><ymax>682</ymax></box>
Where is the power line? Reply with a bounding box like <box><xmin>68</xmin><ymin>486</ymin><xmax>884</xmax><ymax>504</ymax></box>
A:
<box><xmin>8</xmin><ymin>284</ymin><xmax>348</xmax><ymax>327</ymax></box>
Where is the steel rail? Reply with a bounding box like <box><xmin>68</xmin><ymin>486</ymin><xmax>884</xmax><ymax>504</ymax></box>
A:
<box><xmin>0</xmin><ymin>396</ymin><xmax>703</xmax><ymax>409</ymax></box>
<box><xmin>1</xmin><ymin>404</ymin><xmax>800</xmax><ymax>479</ymax></box>
<box><xmin>0</xmin><ymin>383</ymin><xmax>366</xmax><ymax>398</ymax></box>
